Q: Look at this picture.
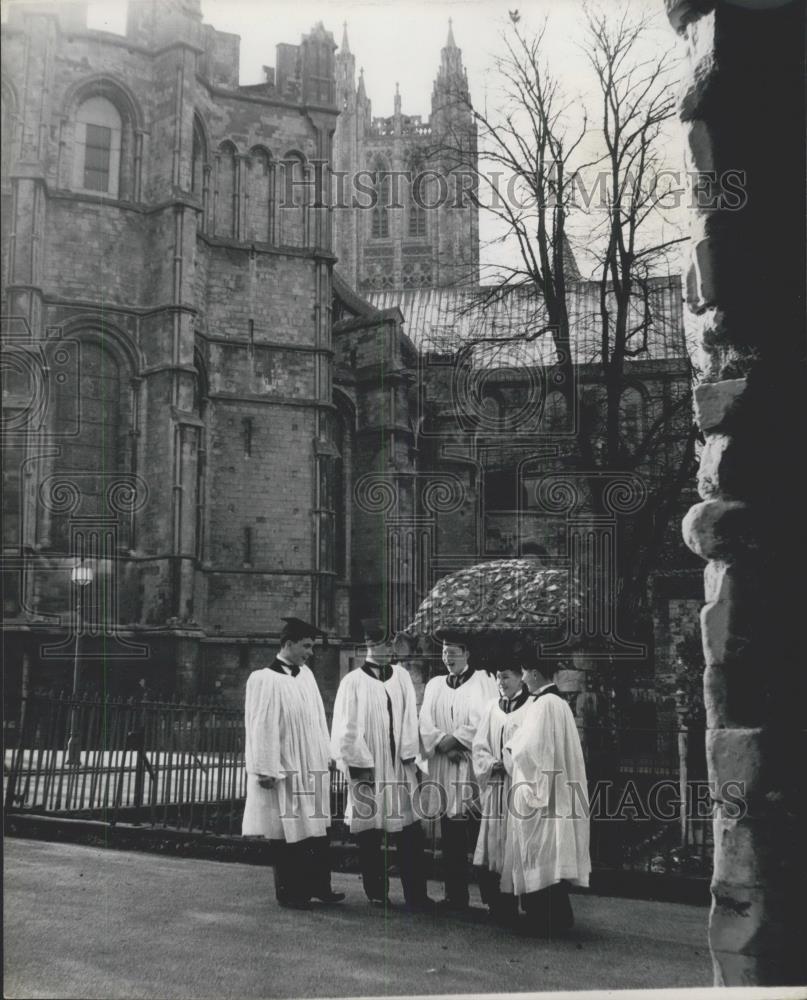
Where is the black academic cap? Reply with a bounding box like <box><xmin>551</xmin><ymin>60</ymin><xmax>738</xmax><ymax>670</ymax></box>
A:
<box><xmin>435</xmin><ymin>627</ymin><xmax>468</xmax><ymax>648</ymax></box>
<box><xmin>280</xmin><ymin>617</ymin><xmax>326</xmax><ymax>642</ymax></box>
<box><xmin>361</xmin><ymin>618</ymin><xmax>387</xmax><ymax>643</ymax></box>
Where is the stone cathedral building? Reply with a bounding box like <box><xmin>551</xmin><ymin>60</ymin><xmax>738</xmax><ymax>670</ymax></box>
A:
<box><xmin>1</xmin><ymin>0</ymin><xmax>349</xmax><ymax>708</ymax></box>
<box><xmin>1</xmin><ymin>2</ymin><xmax>697</xmax><ymax>728</ymax></box>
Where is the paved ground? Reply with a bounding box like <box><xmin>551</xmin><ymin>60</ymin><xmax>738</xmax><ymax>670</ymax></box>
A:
<box><xmin>4</xmin><ymin>838</ymin><xmax>711</xmax><ymax>999</ymax></box>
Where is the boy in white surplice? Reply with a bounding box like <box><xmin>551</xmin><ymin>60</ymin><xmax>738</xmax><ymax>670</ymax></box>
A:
<box><xmin>502</xmin><ymin>658</ymin><xmax>591</xmax><ymax>937</ymax></box>
<box><xmin>418</xmin><ymin>634</ymin><xmax>498</xmax><ymax>910</ymax></box>
<box><xmin>242</xmin><ymin>617</ymin><xmax>344</xmax><ymax>910</ymax></box>
<box><xmin>330</xmin><ymin>619</ymin><xmax>433</xmax><ymax>911</ymax></box>
<box><xmin>472</xmin><ymin>665</ymin><xmax>532</xmax><ymax>923</ymax></box>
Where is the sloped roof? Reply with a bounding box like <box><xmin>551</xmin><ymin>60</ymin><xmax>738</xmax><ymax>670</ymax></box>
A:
<box><xmin>367</xmin><ymin>276</ymin><xmax>686</xmax><ymax>367</ymax></box>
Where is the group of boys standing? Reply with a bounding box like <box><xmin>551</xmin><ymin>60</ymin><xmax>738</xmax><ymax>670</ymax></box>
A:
<box><xmin>243</xmin><ymin>615</ymin><xmax>590</xmax><ymax>937</ymax></box>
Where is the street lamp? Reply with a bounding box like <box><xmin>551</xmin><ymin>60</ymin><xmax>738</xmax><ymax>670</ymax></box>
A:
<box><xmin>66</xmin><ymin>560</ymin><xmax>94</xmax><ymax>765</ymax></box>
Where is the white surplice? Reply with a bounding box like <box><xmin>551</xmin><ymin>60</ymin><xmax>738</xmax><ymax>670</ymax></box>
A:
<box><xmin>472</xmin><ymin>694</ymin><xmax>532</xmax><ymax>874</ymax></box>
<box><xmin>330</xmin><ymin>663</ymin><xmax>420</xmax><ymax>834</ymax></box>
<box><xmin>241</xmin><ymin>664</ymin><xmax>331</xmax><ymax>844</ymax></box>
<box><xmin>418</xmin><ymin>669</ymin><xmax>499</xmax><ymax>818</ymax></box>
<box><xmin>501</xmin><ymin>691</ymin><xmax>591</xmax><ymax>894</ymax></box>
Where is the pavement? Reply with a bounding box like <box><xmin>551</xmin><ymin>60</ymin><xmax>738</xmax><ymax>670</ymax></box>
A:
<box><xmin>3</xmin><ymin>837</ymin><xmax>711</xmax><ymax>1000</ymax></box>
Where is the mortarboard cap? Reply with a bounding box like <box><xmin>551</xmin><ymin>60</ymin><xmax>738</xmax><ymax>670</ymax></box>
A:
<box><xmin>280</xmin><ymin>617</ymin><xmax>327</xmax><ymax>642</ymax></box>
<box><xmin>361</xmin><ymin>618</ymin><xmax>387</xmax><ymax>644</ymax></box>
<box><xmin>435</xmin><ymin>627</ymin><xmax>468</xmax><ymax>647</ymax></box>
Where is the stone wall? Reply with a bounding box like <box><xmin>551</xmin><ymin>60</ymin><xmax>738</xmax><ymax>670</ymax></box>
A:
<box><xmin>669</xmin><ymin>0</ymin><xmax>807</xmax><ymax>986</ymax></box>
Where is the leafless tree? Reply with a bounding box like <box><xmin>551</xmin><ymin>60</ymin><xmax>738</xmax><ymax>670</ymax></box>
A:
<box><xmin>429</xmin><ymin>5</ymin><xmax>699</xmax><ymax>638</ymax></box>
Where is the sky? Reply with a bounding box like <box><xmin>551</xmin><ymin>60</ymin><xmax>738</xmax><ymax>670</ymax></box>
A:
<box><xmin>202</xmin><ymin>0</ymin><xmax>597</xmax><ymax>112</ymax></box>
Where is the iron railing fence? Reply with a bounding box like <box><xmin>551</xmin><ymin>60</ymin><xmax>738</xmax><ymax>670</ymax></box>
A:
<box><xmin>583</xmin><ymin>724</ymin><xmax>712</xmax><ymax>877</ymax></box>
<box><xmin>4</xmin><ymin>695</ymin><xmax>711</xmax><ymax>875</ymax></box>
<box><xmin>4</xmin><ymin>694</ymin><xmax>248</xmax><ymax>834</ymax></box>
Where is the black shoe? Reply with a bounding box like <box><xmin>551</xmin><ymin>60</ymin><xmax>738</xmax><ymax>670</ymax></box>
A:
<box><xmin>277</xmin><ymin>898</ymin><xmax>313</xmax><ymax>910</ymax></box>
<box><xmin>368</xmin><ymin>897</ymin><xmax>395</xmax><ymax>909</ymax></box>
<box><xmin>312</xmin><ymin>891</ymin><xmax>345</xmax><ymax>903</ymax></box>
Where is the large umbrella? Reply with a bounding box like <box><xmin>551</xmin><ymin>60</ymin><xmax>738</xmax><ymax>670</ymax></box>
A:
<box><xmin>403</xmin><ymin>557</ymin><xmax>577</xmax><ymax>642</ymax></box>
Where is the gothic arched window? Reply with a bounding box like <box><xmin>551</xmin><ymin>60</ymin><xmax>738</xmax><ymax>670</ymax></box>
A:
<box><xmin>408</xmin><ymin>203</ymin><xmax>427</xmax><ymax>238</ymax></box>
<box><xmin>371</xmin><ymin>204</ymin><xmax>389</xmax><ymax>237</ymax></box>
<box><xmin>49</xmin><ymin>336</ymin><xmax>132</xmax><ymax>550</ymax></box>
<box><xmin>1</xmin><ymin>82</ymin><xmax>16</xmax><ymax>188</ymax></box>
<box><xmin>191</xmin><ymin>116</ymin><xmax>207</xmax><ymax>196</ymax></box>
<box><xmin>215</xmin><ymin>141</ymin><xmax>238</xmax><ymax>238</ymax></box>
<box><xmin>75</xmin><ymin>96</ymin><xmax>122</xmax><ymax>196</ymax></box>
<box><xmin>407</xmin><ymin>159</ymin><xmax>427</xmax><ymax>238</ymax></box>
<box><xmin>370</xmin><ymin>158</ymin><xmax>390</xmax><ymax>239</ymax></box>
<box><xmin>247</xmin><ymin>147</ymin><xmax>273</xmax><ymax>244</ymax></box>
<box><xmin>279</xmin><ymin>151</ymin><xmax>308</xmax><ymax>247</ymax></box>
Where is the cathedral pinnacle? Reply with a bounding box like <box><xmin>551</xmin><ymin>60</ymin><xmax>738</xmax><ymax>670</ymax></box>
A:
<box><xmin>341</xmin><ymin>21</ymin><xmax>350</xmax><ymax>54</ymax></box>
<box><xmin>432</xmin><ymin>17</ymin><xmax>470</xmax><ymax>114</ymax></box>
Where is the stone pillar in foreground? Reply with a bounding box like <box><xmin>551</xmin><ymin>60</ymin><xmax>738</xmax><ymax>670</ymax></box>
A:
<box><xmin>667</xmin><ymin>0</ymin><xmax>806</xmax><ymax>986</ymax></box>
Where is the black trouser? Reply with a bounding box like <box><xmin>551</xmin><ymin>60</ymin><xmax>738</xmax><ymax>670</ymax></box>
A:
<box><xmin>439</xmin><ymin>814</ymin><xmax>480</xmax><ymax>906</ymax></box>
<box><xmin>271</xmin><ymin>834</ymin><xmax>334</xmax><ymax>903</ymax></box>
<box><xmin>522</xmin><ymin>880</ymin><xmax>574</xmax><ymax>935</ymax></box>
<box><xmin>357</xmin><ymin>822</ymin><xmax>428</xmax><ymax>903</ymax></box>
<box><xmin>478</xmin><ymin>869</ymin><xmax>519</xmax><ymax>919</ymax></box>
<box><xmin>307</xmin><ymin>834</ymin><xmax>336</xmax><ymax>898</ymax></box>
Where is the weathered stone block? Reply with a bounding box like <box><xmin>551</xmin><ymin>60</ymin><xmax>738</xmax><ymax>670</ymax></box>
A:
<box><xmin>701</xmin><ymin>599</ymin><xmax>751</xmax><ymax>672</ymax></box>
<box><xmin>699</xmin><ymin>563</ymin><xmax>772</xmax><ymax>689</ymax></box>
<box><xmin>682</xmin><ymin>499</ymin><xmax>755</xmax><ymax>561</ymax></box>
<box><xmin>694</xmin><ymin>379</ymin><xmax>746</xmax><ymax>433</ymax></box>
<box><xmin>712</xmin><ymin>816</ymin><xmax>790</xmax><ymax>888</ymax></box>
<box><xmin>685</xmin><ymin>256</ymin><xmax>703</xmax><ymax>314</ymax></box>
<box><xmin>678</xmin><ymin>13</ymin><xmax>717</xmax><ymax>122</ymax></box>
<box><xmin>688</xmin><ymin>237</ymin><xmax>716</xmax><ymax>310</ymax></box>
<box><xmin>697</xmin><ymin>433</ymin><xmax>739</xmax><ymax>499</ymax></box>
<box><xmin>703</xmin><ymin>560</ymin><xmax>728</xmax><ymax>605</ymax></box>
<box><xmin>665</xmin><ymin>0</ymin><xmax>715</xmax><ymax>35</ymax></box>
<box><xmin>685</xmin><ymin>118</ymin><xmax>715</xmax><ymax>174</ymax></box>
<box><xmin>709</xmin><ymin>883</ymin><xmax>775</xmax><ymax>955</ymax></box>
<box><xmin>706</xmin><ymin>728</ymin><xmax>769</xmax><ymax>804</ymax></box>
<box><xmin>709</xmin><ymin>876</ymin><xmax>806</xmax><ymax>978</ymax></box>
<box><xmin>702</xmin><ymin>661</ymin><xmax>770</xmax><ymax>730</ymax></box>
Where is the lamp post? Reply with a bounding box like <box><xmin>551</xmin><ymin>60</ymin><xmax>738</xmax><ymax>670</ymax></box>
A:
<box><xmin>66</xmin><ymin>561</ymin><xmax>94</xmax><ymax>766</ymax></box>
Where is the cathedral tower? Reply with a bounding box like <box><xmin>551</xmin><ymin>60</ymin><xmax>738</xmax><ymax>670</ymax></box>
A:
<box><xmin>333</xmin><ymin>21</ymin><xmax>479</xmax><ymax>292</ymax></box>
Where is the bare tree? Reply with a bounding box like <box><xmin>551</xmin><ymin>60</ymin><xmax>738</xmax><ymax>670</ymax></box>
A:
<box><xmin>429</xmin><ymin>6</ymin><xmax>698</xmax><ymax>639</ymax></box>
<box><xmin>432</xmin><ymin>17</ymin><xmax>587</xmax><ymax>381</ymax></box>
<box><xmin>578</xmin><ymin>6</ymin><xmax>697</xmax><ymax>627</ymax></box>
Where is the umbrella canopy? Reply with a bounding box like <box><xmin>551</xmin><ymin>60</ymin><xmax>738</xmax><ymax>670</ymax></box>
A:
<box><xmin>403</xmin><ymin>558</ymin><xmax>577</xmax><ymax>641</ymax></box>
